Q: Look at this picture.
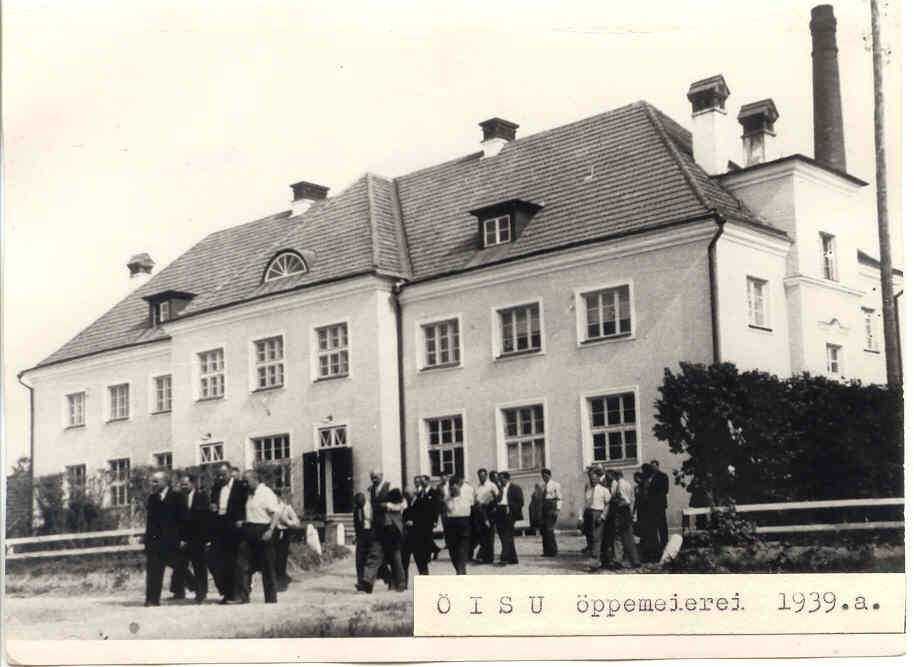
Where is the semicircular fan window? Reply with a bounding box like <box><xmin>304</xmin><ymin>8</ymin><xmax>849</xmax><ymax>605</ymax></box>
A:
<box><xmin>264</xmin><ymin>251</ymin><xmax>308</xmax><ymax>282</ymax></box>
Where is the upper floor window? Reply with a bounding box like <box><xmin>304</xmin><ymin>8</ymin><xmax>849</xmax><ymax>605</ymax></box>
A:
<box><xmin>820</xmin><ymin>232</ymin><xmax>837</xmax><ymax>281</ymax></box>
<box><xmin>67</xmin><ymin>392</ymin><xmax>86</xmax><ymax>427</ymax></box>
<box><xmin>318</xmin><ymin>425</ymin><xmax>348</xmax><ymax>448</ymax></box>
<box><xmin>863</xmin><ymin>308</ymin><xmax>879</xmax><ymax>352</ymax></box>
<box><xmin>154</xmin><ymin>375</ymin><xmax>172</xmax><ymax>413</ymax></box>
<box><xmin>502</xmin><ymin>404</ymin><xmax>546</xmax><ymax>471</ymax></box>
<box><xmin>483</xmin><ymin>215</ymin><xmax>512</xmax><ymax>247</ymax></box>
<box><xmin>265</xmin><ymin>251</ymin><xmax>308</xmax><ymax>282</ymax></box>
<box><xmin>158</xmin><ymin>301</ymin><xmax>171</xmax><ymax>323</ymax></box>
<box><xmin>498</xmin><ymin>302</ymin><xmax>542</xmax><ymax>356</ymax></box>
<box><xmin>154</xmin><ymin>451</ymin><xmax>173</xmax><ymax>470</ymax></box>
<box><xmin>588</xmin><ymin>392</ymin><xmax>638</xmax><ymax>465</ymax></box>
<box><xmin>826</xmin><ymin>343</ymin><xmax>843</xmax><ymax>376</ymax></box>
<box><xmin>200</xmin><ymin>442</ymin><xmax>224</xmax><ymax>465</ymax></box>
<box><xmin>746</xmin><ymin>277</ymin><xmax>769</xmax><ymax>329</ymax></box>
<box><xmin>427</xmin><ymin>415</ymin><xmax>464</xmax><ymax>478</ymax></box>
<box><xmin>422</xmin><ymin>318</ymin><xmax>461</xmax><ymax>368</ymax></box>
<box><xmin>254</xmin><ymin>336</ymin><xmax>285</xmax><ymax>390</ymax></box>
<box><xmin>108</xmin><ymin>458</ymin><xmax>130</xmax><ymax>506</ymax></box>
<box><xmin>108</xmin><ymin>383</ymin><xmax>129</xmax><ymax>421</ymax></box>
<box><xmin>582</xmin><ymin>285</ymin><xmax>632</xmax><ymax>341</ymax></box>
<box><xmin>315</xmin><ymin>323</ymin><xmax>349</xmax><ymax>379</ymax></box>
<box><xmin>198</xmin><ymin>348</ymin><xmax>225</xmax><ymax>399</ymax></box>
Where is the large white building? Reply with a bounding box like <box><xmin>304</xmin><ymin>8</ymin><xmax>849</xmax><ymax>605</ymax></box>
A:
<box><xmin>20</xmin><ymin>7</ymin><xmax>901</xmax><ymax>529</ymax></box>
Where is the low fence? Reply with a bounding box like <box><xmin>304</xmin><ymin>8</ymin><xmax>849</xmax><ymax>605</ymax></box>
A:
<box><xmin>682</xmin><ymin>497</ymin><xmax>904</xmax><ymax>537</ymax></box>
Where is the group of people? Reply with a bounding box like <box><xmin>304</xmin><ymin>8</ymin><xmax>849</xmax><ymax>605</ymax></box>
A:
<box><xmin>143</xmin><ymin>464</ymin><xmax>299</xmax><ymax>607</ymax></box>
<box><xmin>578</xmin><ymin>460</ymin><xmax>669</xmax><ymax>570</ymax></box>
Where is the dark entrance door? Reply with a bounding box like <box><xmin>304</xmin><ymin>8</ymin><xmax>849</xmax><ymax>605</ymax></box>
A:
<box><xmin>327</xmin><ymin>446</ymin><xmax>354</xmax><ymax>514</ymax></box>
<box><xmin>303</xmin><ymin>447</ymin><xmax>354</xmax><ymax>516</ymax></box>
<box><xmin>301</xmin><ymin>451</ymin><xmax>322</xmax><ymax>518</ymax></box>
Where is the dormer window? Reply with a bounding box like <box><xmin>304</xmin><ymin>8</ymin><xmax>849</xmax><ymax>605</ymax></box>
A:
<box><xmin>265</xmin><ymin>251</ymin><xmax>308</xmax><ymax>282</ymax></box>
<box><xmin>483</xmin><ymin>215</ymin><xmax>512</xmax><ymax>247</ymax></box>
<box><xmin>143</xmin><ymin>290</ymin><xmax>195</xmax><ymax>327</ymax></box>
<box><xmin>470</xmin><ymin>199</ymin><xmax>543</xmax><ymax>250</ymax></box>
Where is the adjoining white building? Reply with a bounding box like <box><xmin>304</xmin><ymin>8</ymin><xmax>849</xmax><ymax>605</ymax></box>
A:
<box><xmin>20</xmin><ymin>6</ymin><xmax>901</xmax><ymax>529</ymax></box>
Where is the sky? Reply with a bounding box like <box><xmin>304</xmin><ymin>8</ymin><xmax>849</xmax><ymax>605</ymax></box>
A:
<box><xmin>2</xmin><ymin>0</ymin><xmax>905</xmax><ymax>472</ymax></box>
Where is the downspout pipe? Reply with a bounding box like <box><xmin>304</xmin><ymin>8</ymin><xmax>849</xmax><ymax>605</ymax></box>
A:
<box><xmin>392</xmin><ymin>280</ymin><xmax>408</xmax><ymax>489</ymax></box>
<box><xmin>708</xmin><ymin>213</ymin><xmax>726</xmax><ymax>364</ymax></box>
<box><xmin>893</xmin><ymin>288</ymin><xmax>904</xmax><ymax>385</ymax></box>
<box><xmin>16</xmin><ymin>371</ymin><xmax>35</xmax><ymax>536</ymax></box>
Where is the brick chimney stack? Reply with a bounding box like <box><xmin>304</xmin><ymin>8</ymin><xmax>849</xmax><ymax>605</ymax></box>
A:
<box><xmin>687</xmin><ymin>74</ymin><xmax>731</xmax><ymax>175</ymax></box>
<box><xmin>290</xmin><ymin>181</ymin><xmax>329</xmax><ymax>216</ymax></box>
<box><xmin>810</xmin><ymin>5</ymin><xmax>847</xmax><ymax>171</ymax></box>
<box><xmin>479</xmin><ymin>118</ymin><xmax>519</xmax><ymax>158</ymax></box>
<box><xmin>127</xmin><ymin>253</ymin><xmax>154</xmax><ymax>290</ymax></box>
<box><xmin>738</xmin><ymin>99</ymin><xmax>780</xmax><ymax>166</ymax></box>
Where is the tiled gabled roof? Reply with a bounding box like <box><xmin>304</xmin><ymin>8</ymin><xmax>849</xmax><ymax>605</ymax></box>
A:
<box><xmin>31</xmin><ymin>100</ymin><xmax>781</xmax><ymax>370</ymax></box>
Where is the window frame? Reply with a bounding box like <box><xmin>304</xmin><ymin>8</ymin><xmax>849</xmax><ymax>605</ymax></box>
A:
<box><xmin>574</xmin><ymin>281</ymin><xmax>636</xmax><ymax>345</ymax></box>
<box><xmin>196</xmin><ymin>347</ymin><xmax>227</xmax><ymax>401</ymax></box>
<box><xmin>482</xmin><ymin>214</ymin><xmax>512</xmax><ymax>248</ymax></box>
<box><xmin>106</xmin><ymin>382</ymin><xmax>130</xmax><ymax>422</ymax></box>
<box><xmin>251</xmin><ymin>333</ymin><xmax>286</xmax><ymax>392</ymax></box>
<box><xmin>66</xmin><ymin>464</ymin><xmax>87</xmax><ymax>501</ymax></box>
<box><xmin>263</xmin><ymin>250</ymin><xmax>309</xmax><ymax>283</ymax></box>
<box><xmin>417</xmin><ymin>314</ymin><xmax>463</xmax><ymax>371</ymax></box>
<box><xmin>820</xmin><ymin>232</ymin><xmax>838</xmax><ymax>281</ymax></box>
<box><xmin>312</xmin><ymin>320</ymin><xmax>351</xmax><ymax>381</ymax></box>
<box><xmin>862</xmin><ymin>308</ymin><xmax>879</xmax><ymax>352</ymax></box>
<box><xmin>491</xmin><ymin>298</ymin><xmax>545</xmax><ymax>360</ymax></box>
<box><xmin>579</xmin><ymin>385</ymin><xmax>642</xmax><ymax>470</ymax></box>
<box><xmin>65</xmin><ymin>391</ymin><xmax>87</xmax><ymax>428</ymax></box>
<box><xmin>826</xmin><ymin>343</ymin><xmax>843</xmax><ymax>376</ymax></box>
<box><xmin>199</xmin><ymin>441</ymin><xmax>226</xmax><ymax>466</ymax></box>
<box><xmin>424</xmin><ymin>413</ymin><xmax>467</xmax><ymax>478</ymax></box>
<box><xmin>494</xmin><ymin>398</ymin><xmax>549</xmax><ymax>473</ymax></box>
<box><xmin>745</xmin><ymin>276</ymin><xmax>771</xmax><ymax>331</ymax></box>
<box><xmin>153</xmin><ymin>451</ymin><xmax>173</xmax><ymax>470</ymax></box>
<box><xmin>151</xmin><ymin>374</ymin><xmax>173</xmax><ymax>413</ymax></box>
<box><xmin>157</xmin><ymin>301</ymin><xmax>171</xmax><ymax>324</ymax></box>
<box><xmin>251</xmin><ymin>433</ymin><xmax>293</xmax><ymax>493</ymax></box>
<box><xmin>107</xmin><ymin>458</ymin><xmax>130</xmax><ymax>507</ymax></box>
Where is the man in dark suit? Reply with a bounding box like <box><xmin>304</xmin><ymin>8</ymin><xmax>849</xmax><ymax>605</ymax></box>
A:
<box><xmin>641</xmin><ymin>460</ymin><xmax>670</xmax><ymax>561</ymax></box>
<box><xmin>209</xmin><ymin>463</ymin><xmax>247</xmax><ymax>603</ymax></box>
<box><xmin>402</xmin><ymin>475</ymin><xmax>440</xmax><ymax>578</ymax></box>
<box><xmin>174</xmin><ymin>473</ymin><xmax>210</xmax><ymax>603</ymax></box>
<box><xmin>357</xmin><ymin>470</ymin><xmax>392</xmax><ymax>593</ymax></box>
<box><xmin>144</xmin><ymin>471</ymin><xmax>182</xmax><ymax>607</ymax></box>
<box><xmin>494</xmin><ymin>471</ymin><xmax>524</xmax><ymax>565</ymax></box>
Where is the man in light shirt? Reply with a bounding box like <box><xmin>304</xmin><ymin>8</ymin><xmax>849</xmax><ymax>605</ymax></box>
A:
<box><xmin>539</xmin><ymin>468</ymin><xmax>562</xmax><ymax>557</ymax></box>
<box><xmin>608</xmin><ymin>469</ymin><xmax>640</xmax><ymax>569</ymax></box>
<box><xmin>581</xmin><ymin>467</ymin><xmax>611</xmax><ymax>562</ymax></box>
<box><xmin>442</xmin><ymin>474</ymin><xmax>474</xmax><ymax>574</ymax></box>
<box><xmin>230</xmin><ymin>469</ymin><xmax>281</xmax><ymax>604</ymax></box>
<box><xmin>472</xmin><ymin>468</ymin><xmax>498</xmax><ymax>564</ymax></box>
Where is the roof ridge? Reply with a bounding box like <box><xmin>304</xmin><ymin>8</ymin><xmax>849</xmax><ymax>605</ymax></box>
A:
<box><xmin>366</xmin><ymin>173</ymin><xmax>382</xmax><ymax>269</ymax></box>
<box><xmin>641</xmin><ymin>102</ymin><xmax>713</xmax><ymax>212</ymax></box>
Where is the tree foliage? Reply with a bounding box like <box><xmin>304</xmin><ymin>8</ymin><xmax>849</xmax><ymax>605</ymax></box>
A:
<box><xmin>654</xmin><ymin>362</ymin><xmax>903</xmax><ymax>505</ymax></box>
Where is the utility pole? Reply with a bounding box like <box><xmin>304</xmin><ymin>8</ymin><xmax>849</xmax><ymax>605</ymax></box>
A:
<box><xmin>869</xmin><ymin>0</ymin><xmax>902</xmax><ymax>389</ymax></box>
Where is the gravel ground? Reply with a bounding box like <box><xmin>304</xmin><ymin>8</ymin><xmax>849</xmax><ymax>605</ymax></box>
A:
<box><xmin>5</xmin><ymin>533</ymin><xmax>640</xmax><ymax>639</ymax></box>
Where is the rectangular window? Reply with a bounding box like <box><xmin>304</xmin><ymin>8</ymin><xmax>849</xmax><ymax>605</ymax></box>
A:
<box><xmin>66</xmin><ymin>464</ymin><xmax>87</xmax><ymax>499</ymax></box>
<box><xmin>498</xmin><ymin>303</ymin><xmax>542</xmax><ymax>356</ymax></box>
<box><xmin>589</xmin><ymin>393</ymin><xmax>638</xmax><ymax>465</ymax></box>
<box><xmin>483</xmin><ymin>215</ymin><xmax>512</xmax><ymax>247</ymax></box>
<box><xmin>154</xmin><ymin>451</ymin><xmax>173</xmax><ymax>470</ymax></box>
<box><xmin>583</xmin><ymin>285</ymin><xmax>632</xmax><ymax>340</ymax></box>
<box><xmin>502</xmin><ymin>405</ymin><xmax>545</xmax><ymax>471</ymax></box>
<box><xmin>826</xmin><ymin>343</ymin><xmax>843</xmax><ymax>375</ymax></box>
<box><xmin>253</xmin><ymin>434</ymin><xmax>291</xmax><ymax>491</ymax></box>
<box><xmin>821</xmin><ymin>232</ymin><xmax>837</xmax><ymax>281</ymax></box>
<box><xmin>154</xmin><ymin>375</ymin><xmax>172</xmax><ymax>413</ymax></box>
<box><xmin>67</xmin><ymin>392</ymin><xmax>86</xmax><ymax>427</ymax></box>
<box><xmin>158</xmin><ymin>301</ymin><xmax>171</xmax><ymax>324</ymax></box>
<box><xmin>746</xmin><ymin>277</ymin><xmax>768</xmax><ymax>328</ymax></box>
<box><xmin>863</xmin><ymin>308</ymin><xmax>878</xmax><ymax>351</ymax></box>
<box><xmin>422</xmin><ymin>319</ymin><xmax>461</xmax><ymax>368</ymax></box>
<box><xmin>198</xmin><ymin>348</ymin><xmax>225</xmax><ymax>399</ymax></box>
<box><xmin>254</xmin><ymin>336</ymin><xmax>285</xmax><ymax>389</ymax></box>
<box><xmin>318</xmin><ymin>426</ymin><xmax>348</xmax><ymax>448</ymax></box>
<box><xmin>427</xmin><ymin>416</ymin><xmax>465</xmax><ymax>478</ymax></box>
<box><xmin>108</xmin><ymin>383</ymin><xmax>129</xmax><ymax>420</ymax></box>
<box><xmin>108</xmin><ymin>458</ymin><xmax>130</xmax><ymax>507</ymax></box>
<box><xmin>316</xmin><ymin>323</ymin><xmax>349</xmax><ymax>379</ymax></box>
<box><xmin>200</xmin><ymin>442</ymin><xmax>224</xmax><ymax>465</ymax></box>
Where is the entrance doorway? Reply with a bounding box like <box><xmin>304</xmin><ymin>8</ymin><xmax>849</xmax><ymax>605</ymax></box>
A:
<box><xmin>302</xmin><ymin>442</ymin><xmax>353</xmax><ymax>517</ymax></box>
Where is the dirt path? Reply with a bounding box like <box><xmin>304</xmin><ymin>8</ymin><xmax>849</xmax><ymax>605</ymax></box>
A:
<box><xmin>5</xmin><ymin>534</ymin><xmax>614</xmax><ymax>639</ymax></box>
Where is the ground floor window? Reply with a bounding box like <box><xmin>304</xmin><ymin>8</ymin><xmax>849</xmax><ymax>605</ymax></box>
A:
<box><xmin>154</xmin><ymin>451</ymin><xmax>172</xmax><ymax>470</ymax></box>
<box><xmin>502</xmin><ymin>405</ymin><xmax>545</xmax><ymax>471</ymax></box>
<box><xmin>253</xmin><ymin>434</ymin><xmax>291</xmax><ymax>493</ymax></box>
<box><xmin>108</xmin><ymin>458</ymin><xmax>130</xmax><ymax>506</ymax></box>
<box><xmin>66</xmin><ymin>464</ymin><xmax>87</xmax><ymax>501</ymax></box>
<box><xmin>427</xmin><ymin>415</ymin><xmax>465</xmax><ymax>478</ymax></box>
<box><xmin>588</xmin><ymin>392</ymin><xmax>637</xmax><ymax>464</ymax></box>
<box><xmin>200</xmin><ymin>442</ymin><xmax>224</xmax><ymax>465</ymax></box>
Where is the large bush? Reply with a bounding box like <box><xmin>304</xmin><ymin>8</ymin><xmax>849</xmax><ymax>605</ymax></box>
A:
<box><xmin>654</xmin><ymin>362</ymin><xmax>903</xmax><ymax>505</ymax></box>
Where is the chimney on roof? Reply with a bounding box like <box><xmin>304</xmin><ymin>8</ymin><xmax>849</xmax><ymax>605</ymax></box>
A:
<box><xmin>290</xmin><ymin>180</ymin><xmax>329</xmax><ymax>216</ymax></box>
<box><xmin>127</xmin><ymin>253</ymin><xmax>154</xmax><ymax>290</ymax></box>
<box><xmin>479</xmin><ymin>118</ymin><xmax>518</xmax><ymax>158</ymax></box>
<box><xmin>810</xmin><ymin>5</ymin><xmax>847</xmax><ymax>171</ymax></box>
<box><xmin>738</xmin><ymin>99</ymin><xmax>780</xmax><ymax>166</ymax></box>
<box><xmin>687</xmin><ymin>74</ymin><xmax>731</xmax><ymax>175</ymax></box>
